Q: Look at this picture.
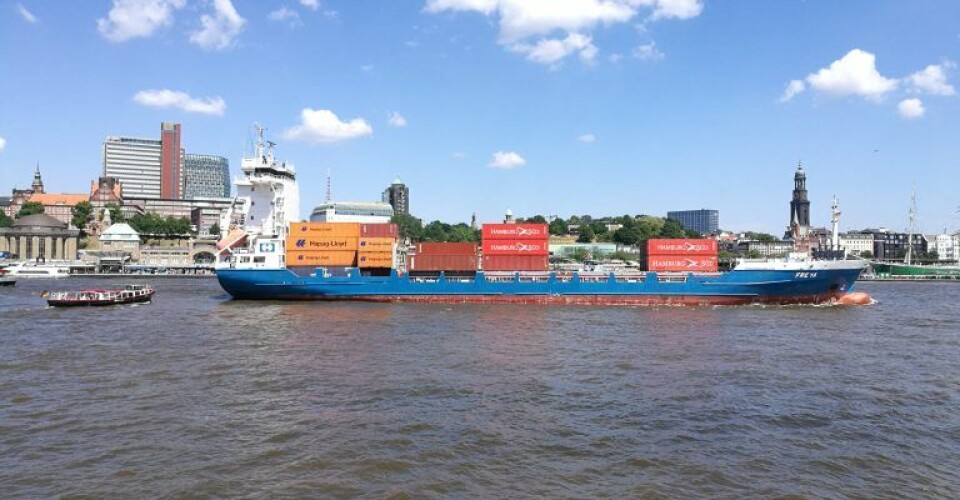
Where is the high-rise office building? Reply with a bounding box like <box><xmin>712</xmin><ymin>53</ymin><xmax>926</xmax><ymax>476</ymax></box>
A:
<box><xmin>184</xmin><ymin>154</ymin><xmax>230</xmax><ymax>199</ymax></box>
<box><xmin>381</xmin><ymin>177</ymin><xmax>409</xmax><ymax>216</ymax></box>
<box><xmin>103</xmin><ymin>122</ymin><xmax>184</xmax><ymax>200</ymax></box>
<box><xmin>160</xmin><ymin>122</ymin><xmax>182</xmax><ymax>199</ymax></box>
<box><xmin>667</xmin><ymin>209</ymin><xmax>719</xmax><ymax>235</ymax></box>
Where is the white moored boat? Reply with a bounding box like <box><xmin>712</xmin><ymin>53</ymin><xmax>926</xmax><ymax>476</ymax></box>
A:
<box><xmin>4</xmin><ymin>262</ymin><xmax>71</xmax><ymax>278</ymax></box>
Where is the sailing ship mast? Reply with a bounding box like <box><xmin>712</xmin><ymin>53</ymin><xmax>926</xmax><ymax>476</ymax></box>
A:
<box><xmin>905</xmin><ymin>191</ymin><xmax>917</xmax><ymax>266</ymax></box>
<box><xmin>830</xmin><ymin>195</ymin><xmax>841</xmax><ymax>251</ymax></box>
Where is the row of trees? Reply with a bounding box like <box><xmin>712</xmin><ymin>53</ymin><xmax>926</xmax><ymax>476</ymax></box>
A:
<box><xmin>127</xmin><ymin>213</ymin><xmax>194</xmax><ymax>237</ymax></box>
<box><xmin>391</xmin><ymin>213</ymin><xmax>701</xmax><ymax>245</ymax></box>
<box><xmin>393</xmin><ymin>214</ymin><xmax>479</xmax><ymax>242</ymax></box>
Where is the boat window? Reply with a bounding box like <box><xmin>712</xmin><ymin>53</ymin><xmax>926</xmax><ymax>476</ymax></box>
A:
<box><xmin>253</xmin><ymin>256</ymin><xmax>266</xmax><ymax>263</ymax></box>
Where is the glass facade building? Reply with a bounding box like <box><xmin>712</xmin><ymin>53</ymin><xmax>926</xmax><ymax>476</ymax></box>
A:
<box><xmin>667</xmin><ymin>209</ymin><xmax>719</xmax><ymax>235</ymax></box>
<box><xmin>184</xmin><ymin>154</ymin><xmax>230</xmax><ymax>199</ymax></box>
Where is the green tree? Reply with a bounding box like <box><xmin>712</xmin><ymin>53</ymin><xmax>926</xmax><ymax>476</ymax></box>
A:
<box><xmin>744</xmin><ymin>231</ymin><xmax>779</xmax><ymax>243</ymax></box>
<box><xmin>589</xmin><ymin>221</ymin><xmax>608</xmax><ymax>236</ymax></box>
<box><xmin>860</xmin><ymin>250</ymin><xmax>873</xmax><ymax>259</ymax></box>
<box><xmin>0</xmin><ymin>210</ymin><xmax>12</xmax><ymax>228</ymax></box>
<box><xmin>447</xmin><ymin>223</ymin><xmax>478</xmax><ymax>242</ymax></box>
<box><xmin>576</xmin><ymin>224</ymin><xmax>595</xmax><ymax>243</ymax></box>
<box><xmin>524</xmin><ymin>215</ymin><xmax>548</xmax><ymax>224</ymax></box>
<box><xmin>658</xmin><ymin>218</ymin><xmax>687</xmax><ymax>238</ymax></box>
<box><xmin>210</xmin><ymin>222</ymin><xmax>221</xmax><ymax>236</ymax></box>
<box><xmin>570</xmin><ymin>247</ymin><xmax>590</xmax><ymax>262</ymax></box>
<box><xmin>71</xmin><ymin>200</ymin><xmax>93</xmax><ymax>232</ymax></box>
<box><xmin>17</xmin><ymin>201</ymin><xmax>45</xmax><ymax>218</ymax></box>
<box><xmin>392</xmin><ymin>213</ymin><xmax>424</xmax><ymax>241</ymax></box>
<box><xmin>423</xmin><ymin>220</ymin><xmax>453</xmax><ymax>242</ymax></box>
<box><xmin>104</xmin><ymin>202</ymin><xmax>124</xmax><ymax>222</ymax></box>
<box><xmin>549</xmin><ymin>217</ymin><xmax>568</xmax><ymax>236</ymax></box>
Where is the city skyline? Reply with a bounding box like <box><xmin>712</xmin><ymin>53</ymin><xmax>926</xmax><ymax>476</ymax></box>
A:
<box><xmin>1</xmin><ymin>1</ymin><xmax>959</xmax><ymax>234</ymax></box>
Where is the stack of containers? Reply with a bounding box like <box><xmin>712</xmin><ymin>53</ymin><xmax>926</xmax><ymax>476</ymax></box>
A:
<box><xmin>409</xmin><ymin>242</ymin><xmax>478</xmax><ymax>273</ymax></box>
<box><xmin>286</xmin><ymin>222</ymin><xmax>360</xmax><ymax>267</ymax></box>
<box><xmin>642</xmin><ymin>239</ymin><xmax>719</xmax><ymax>272</ymax></box>
<box><xmin>357</xmin><ymin>223</ymin><xmax>399</xmax><ymax>269</ymax></box>
<box><xmin>481</xmin><ymin>223</ymin><xmax>550</xmax><ymax>271</ymax></box>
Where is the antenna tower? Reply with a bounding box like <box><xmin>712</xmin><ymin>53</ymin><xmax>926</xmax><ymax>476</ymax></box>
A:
<box><xmin>326</xmin><ymin>168</ymin><xmax>332</xmax><ymax>203</ymax></box>
<box><xmin>906</xmin><ymin>190</ymin><xmax>917</xmax><ymax>266</ymax></box>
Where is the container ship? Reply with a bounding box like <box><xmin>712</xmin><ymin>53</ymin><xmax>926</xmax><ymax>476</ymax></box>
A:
<box><xmin>215</xmin><ymin>129</ymin><xmax>867</xmax><ymax>305</ymax></box>
<box><xmin>217</xmin><ymin>219</ymin><xmax>867</xmax><ymax>306</ymax></box>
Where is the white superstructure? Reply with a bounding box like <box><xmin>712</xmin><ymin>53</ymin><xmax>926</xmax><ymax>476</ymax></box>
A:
<box><xmin>217</xmin><ymin>125</ymin><xmax>300</xmax><ymax>270</ymax></box>
<box><xmin>222</xmin><ymin>125</ymin><xmax>299</xmax><ymax>239</ymax></box>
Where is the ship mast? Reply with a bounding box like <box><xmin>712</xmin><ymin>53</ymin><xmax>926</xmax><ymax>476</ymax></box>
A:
<box><xmin>830</xmin><ymin>195</ymin><xmax>841</xmax><ymax>251</ymax></box>
<box><xmin>906</xmin><ymin>190</ymin><xmax>917</xmax><ymax>266</ymax></box>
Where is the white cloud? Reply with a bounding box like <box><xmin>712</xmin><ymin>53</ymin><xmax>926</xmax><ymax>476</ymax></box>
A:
<box><xmin>779</xmin><ymin>79</ymin><xmax>806</xmax><ymax>102</ymax></box>
<box><xmin>190</xmin><ymin>0</ymin><xmax>246</xmax><ymax>51</ymax></box>
<box><xmin>578</xmin><ymin>133</ymin><xmax>596</xmax><ymax>143</ymax></box>
<box><xmin>424</xmin><ymin>0</ymin><xmax>498</xmax><ymax>15</ymax></box>
<box><xmin>804</xmin><ymin>49</ymin><xmax>898</xmax><ymax>101</ymax></box>
<box><xmin>97</xmin><ymin>0</ymin><xmax>185</xmax><ymax>42</ymax></box>
<box><xmin>268</xmin><ymin>7</ymin><xmax>300</xmax><ymax>24</ymax></box>
<box><xmin>0</xmin><ymin>137</ymin><xmax>6</xmax><ymax>152</ymax></box>
<box><xmin>510</xmin><ymin>33</ymin><xmax>597</xmax><ymax>65</ymax></box>
<box><xmin>133</xmin><ymin>89</ymin><xmax>226</xmax><ymax>115</ymax></box>
<box><xmin>632</xmin><ymin>0</ymin><xmax>703</xmax><ymax>21</ymax></box>
<box><xmin>487</xmin><ymin>151</ymin><xmax>526</xmax><ymax>169</ymax></box>
<box><xmin>283</xmin><ymin>108</ymin><xmax>373</xmax><ymax>143</ymax></box>
<box><xmin>388</xmin><ymin>112</ymin><xmax>408</xmax><ymax>127</ymax></box>
<box><xmin>299</xmin><ymin>0</ymin><xmax>320</xmax><ymax>10</ymax></box>
<box><xmin>360</xmin><ymin>64</ymin><xmax>374</xmax><ymax>72</ymax></box>
<box><xmin>907</xmin><ymin>64</ymin><xmax>956</xmax><ymax>96</ymax></box>
<box><xmin>495</xmin><ymin>0</ymin><xmax>635</xmax><ymax>42</ymax></box>
<box><xmin>632</xmin><ymin>41</ymin><xmax>663</xmax><ymax>60</ymax></box>
<box><xmin>898</xmin><ymin>98</ymin><xmax>925</xmax><ymax>119</ymax></box>
<box><xmin>17</xmin><ymin>4</ymin><xmax>38</xmax><ymax>23</ymax></box>
<box><xmin>425</xmin><ymin>0</ymin><xmax>701</xmax><ymax>65</ymax></box>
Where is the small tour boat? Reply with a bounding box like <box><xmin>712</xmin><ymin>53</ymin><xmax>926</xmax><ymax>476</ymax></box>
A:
<box><xmin>0</xmin><ymin>266</ymin><xmax>15</xmax><ymax>286</ymax></box>
<box><xmin>42</xmin><ymin>284</ymin><xmax>155</xmax><ymax>307</ymax></box>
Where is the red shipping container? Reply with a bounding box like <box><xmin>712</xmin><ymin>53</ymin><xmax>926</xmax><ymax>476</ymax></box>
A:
<box><xmin>481</xmin><ymin>255</ymin><xmax>549</xmax><ymax>271</ymax></box>
<box><xmin>415</xmin><ymin>242</ymin><xmax>478</xmax><ymax>256</ymax></box>
<box><xmin>482</xmin><ymin>224</ymin><xmax>549</xmax><ymax>240</ymax></box>
<box><xmin>360</xmin><ymin>223</ymin><xmax>399</xmax><ymax>238</ymax></box>
<box><xmin>481</xmin><ymin>240</ymin><xmax>549</xmax><ymax>256</ymax></box>
<box><xmin>409</xmin><ymin>254</ymin><xmax>479</xmax><ymax>272</ymax></box>
<box><xmin>647</xmin><ymin>255</ymin><xmax>719</xmax><ymax>272</ymax></box>
<box><xmin>646</xmin><ymin>239</ymin><xmax>718</xmax><ymax>256</ymax></box>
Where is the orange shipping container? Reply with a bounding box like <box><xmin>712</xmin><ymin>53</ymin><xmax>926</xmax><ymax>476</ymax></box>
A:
<box><xmin>288</xmin><ymin>222</ymin><xmax>360</xmax><ymax>238</ymax></box>
<box><xmin>286</xmin><ymin>235</ymin><xmax>358</xmax><ymax>251</ymax></box>
<box><xmin>360</xmin><ymin>223</ymin><xmax>399</xmax><ymax>238</ymax></box>
<box><xmin>481</xmin><ymin>240</ymin><xmax>549</xmax><ymax>256</ymax></box>
<box><xmin>646</xmin><ymin>239</ymin><xmax>718</xmax><ymax>256</ymax></box>
<box><xmin>481</xmin><ymin>255</ymin><xmax>549</xmax><ymax>271</ymax></box>
<box><xmin>358</xmin><ymin>252</ymin><xmax>395</xmax><ymax>268</ymax></box>
<box><xmin>415</xmin><ymin>242</ymin><xmax>478</xmax><ymax>256</ymax></box>
<box><xmin>482</xmin><ymin>223</ymin><xmax>549</xmax><ymax>240</ymax></box>
<box><xmin>286</xmin><ymin>250</ymin><xmax>357</xmax><ymax>266</ymax></box>
<box><xmin>359</xmin><ymin>237</ymin><xmax>395</xmax><ymax>251</ymax></box>
<box><xmin>409</xmin><ymin>254</ymin><xmax>478</xmax><ymax>272</ymax></box>
<box><xmin>647</xmin><ymin>255</ymin><xmax>719</xmax><ymax>272</ymax></box>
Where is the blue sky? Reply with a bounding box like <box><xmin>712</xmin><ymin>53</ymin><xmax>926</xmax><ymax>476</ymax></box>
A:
<box><xmin>1</xmin><ymin>0</ymin><xmax>958</xmax><ymax>235</ymax></box>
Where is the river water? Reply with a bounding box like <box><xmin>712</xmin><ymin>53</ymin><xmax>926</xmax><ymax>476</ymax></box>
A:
<box><xmin>1</xmin><ymin>278</ymin><xmax>958</xmax><ymax>497</ymax></box>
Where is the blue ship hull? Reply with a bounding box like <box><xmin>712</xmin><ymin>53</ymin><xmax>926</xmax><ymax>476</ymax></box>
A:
<box><xmin>216</xmin><ymin>266</ymin><xmax>864</xmax><ymax>305</ymax></box>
